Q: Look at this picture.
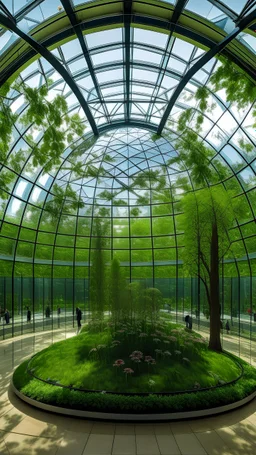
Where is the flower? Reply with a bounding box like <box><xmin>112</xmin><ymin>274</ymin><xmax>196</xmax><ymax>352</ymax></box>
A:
<box><xmin>194</xmin><ymin>382</ymin><xmax>201</xmax><ymax>389</ymax></box>
<box><xmin>131</xmin><ymin>358</ymin><xmax>141</xmax><ymax>363</ymax></box>
<box><xmin>148</xmin><ymin>379</ymin><xmax>156</xmax><ymax>387</ymax></box>
<box><xmin>163</xmin><ymin>340</ymin><xmax>170</xmax><ymax>344</ymax></box>
<box><xmin>89</xmin><ymin>348</ymin><xmax>97</xmax><ymax>354</ymax></box>
<box><xmin>117</xmin><ymin>329</ymin><xmax>125</xmax><ymax>333</ymax></box>
<box><xmin>174</xmin><ymin>350</ymin><xmax>181</xmax><ymax>355</ymax></box>
<box><xmin>153</xmin><ymin>338</ymin><xmax>161</xmax><ymax>343</ymax></box>
<box><xmin>113</xmin><ymin>359</ymin><xmax>125</xmax><ymax>367</ymax></box>
<box><xmin>164</xmin><ymin>350</ymin><xmax>172</xmax><ymax>357</ymax></box>
<box><xmin>168</xmin><ymin>336</ymin><xmax>177</xmax><ymax>342</ymax></box>
<box><xmin>144</xmin><ymin>356</ymin><xmax>156</xmax><ymax>364</ymax></box>
<box><xmin>97</xmin><ymin>344</ymin><xmax>106</xmax><ymax>349</ymax></box>
<box><xmin>130</xmin><ymin>351</ymin><xmax>143</xmax><ymax>359</ymax></box>
<box><xmin>123</xmin><ymin>368</ymin><xmax>134</xmax><ymax>374</ymax></box>
<box><xmin>139</xmin><ymin>332</ymin><xmax>147</xmax><ymax>337</ymax></box>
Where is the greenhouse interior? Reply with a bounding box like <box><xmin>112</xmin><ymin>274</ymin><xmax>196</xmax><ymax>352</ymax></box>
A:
<box><xmin>1</xmin><ymin>0</ymin><xmax>256</xmax><ymax>452</ymax></box>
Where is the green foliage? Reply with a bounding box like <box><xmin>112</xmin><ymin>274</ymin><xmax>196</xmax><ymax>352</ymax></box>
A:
<box><xmin>90</xmin><ymin>220</ymin><xmax>106</xmax><ymax>321</ymax></box>
<box><xmin>181</xmin><ymin>186</ymin><xmax>245</xmax><ymax>279</ymax></box>
<box><xmin>108</xmin><ymin>257</ymin><xmax>127</xmax><ymax>325</ymax></box>
<box><xmin>144</xmin><ymin>288</ymin><xmax>163</xmax><ymax>324</ymax></box>
<box><xmin>0</xmin><ymin>82</ymin><xmax>18</xmax><ymax>165</ymax></box>
<box><xmin>210</xmin><ymin>57</ymin><xmax>256</xmax><ymax>113</ymax></box>
<box><xmin>44</xmin><ymin>184</ymin><xmax>85</xmax><ymax>219</ymax></box>
<box><xmin>13</xmin><ymin>347</ymin><xmax>256</xmax><ymax>414</ymax></box>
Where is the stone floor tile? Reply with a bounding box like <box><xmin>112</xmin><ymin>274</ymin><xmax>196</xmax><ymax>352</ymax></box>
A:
<box><xmin>156</xmin><ymin>434</ymin><xmax>181</xmax><ymax>454</ymax></box>
<box><xmin>170</xmin><ymin>422</ymin><xmax>193</xmax><ymax>435</ymax></box>
<box><xmin>0</xmin><ymin>438</ymin><xmax>9</xmax><ymax>455</ymax></box>
<box><xmin>153</xmin><ymin>424</ymin><xmax>172</xmax><ymax>435</ymax></box>
<box><xmin>4</xmin><ymin>432</ymin><xmax>60</xmax><ymax>455</ymax></box>
<box><xmin>230</xmin><ymin>419</ymin><xmax>256</xmax><ymax>444</ymax></box>
<box><xmin>112</xmin><ymin>434</ymin><xmax>136</xmax><ymax>454</ymax></box>
<box><xmin>216</xmin><ymin>427</ymin><xmax>253</xmax><ymax>454</ymax></box>
<box><xmin>91</xmin><ymin>422</ymin><xmax>116</xmax><ymax>434</ymax></box>
<box><xmin>56</xmin><ymin>430</ymin><xmax>89</xmax><ymax>455</ymax></box>
<box><xmin>136</xmin><ymin>434</ymin><xmax>160</xmax><ymax>455</ymax></box>
<box><xmin>115</xmin><ymin>424</ymin><xmax>135</xmax><ymax>435</ymax></box>
<box><xmin>0</xmin><ymin>406</ymin><xmax>26</xmax><ymax>433</ymax></box>
<box><xmin>83</xmin><ymin>434</ymin><xmax>114</xmax><ymax>454</ymax></box>
<box><xmin>196</xmin><ymin>430</ymin><xmax>232</xmax><ymax>455</ymax></box>
<box><xmin>135</xmin><ymin>424</ymin><xmax>155</xmax><ymax>435</ymax></box>
<box><xmin>174</xmin><ymin>433</ymin><xmax>207</xmax><ymax>455</ymax></box>
<box><xmin>11</xmin><ymin>415</ymin><xmax>62</xmax><ymax>438</ymax></box>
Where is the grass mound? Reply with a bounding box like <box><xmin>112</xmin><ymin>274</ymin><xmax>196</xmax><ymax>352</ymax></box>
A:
<box><xmin>12</xmin><ymin>320</ymin><xmax>256</xmax><ymax>414</ymax></box>
<box><xmin>13</xmin><ymin>355</ymin><xmax>256</xmax><ymax>414</ymax></box>
<box><xmin>21</xmin><ymin>321</ymin><xmax>240</xmax><ymax>393</ymax></box>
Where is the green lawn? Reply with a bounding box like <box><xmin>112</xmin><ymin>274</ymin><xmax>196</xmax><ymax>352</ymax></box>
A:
<box><xmin>22</xmin><ymin>321</ymin><xmax>240</xmax><ymax>393</ymax></box>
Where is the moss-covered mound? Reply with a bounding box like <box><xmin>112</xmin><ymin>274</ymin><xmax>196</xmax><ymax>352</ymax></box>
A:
<box><xmin>20</xmin><ymin>321</ymin><xmax>241</xmax><ymax>394</ymax></box>
<box><xmin>12</xmin><ymin>320</ymin><xmax>256</xmax><ymax>414</ymax></box>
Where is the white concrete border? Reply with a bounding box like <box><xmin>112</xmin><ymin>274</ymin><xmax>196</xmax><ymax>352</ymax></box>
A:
<box><xmin>11</xmin><ymin>380</ymin><xmax>256</xmax><ymax>421</ymax></box>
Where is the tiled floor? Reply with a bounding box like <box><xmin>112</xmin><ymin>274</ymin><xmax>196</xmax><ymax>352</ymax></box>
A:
<box><xmin>0</xmin><ymin>328</ymin><xmax>256</xmax><ymax>454</ymax></box>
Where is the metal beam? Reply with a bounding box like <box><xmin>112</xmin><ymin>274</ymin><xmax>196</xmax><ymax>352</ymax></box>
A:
<box><xmin>61</xmin><ymin>0</ymin><xmax>109</xmax><ymax>124</ymax></box>
<box><xmin>124</xmin><ymin>0</ymin><xmax>132</xmax><ymax>122</ymax></box>
<box><xmin>0</xmin><ymin>12</ymin><xmax>98</xmax><ymax>136</ymax></box>
<box><xmin>207</xmin><ymin>0</ymin><xmax>238</xmax><ymax>21</ymax></box>
<box><xmin>0</xmin><ymin>1</ymin><xmax>16</xmax><ymax>24</ymax></box>
<box><xmin>146</xmin><ymin>0</ymin><xmax>188</xmax><ymax>120</ymax></box>
<box><xmin>157</xmin><ymin>7</ymin><xmax>256</xmax><ymax>134</ymax></box>
<box><xmin>1</xmin><ymin>12</ymin><xmax>256</xmax><ymax>84</ymax></box>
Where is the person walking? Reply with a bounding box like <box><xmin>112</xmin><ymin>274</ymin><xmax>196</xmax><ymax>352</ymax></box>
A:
<box><xmin>4</xmin><ymin>309</ymin><xmax>10</xmax><ymax>324</ymax></box>
<box><xmin>27</xmin><ymin>308</ymin><xmax>31</xmax><ymax>323</ymax></box>
<box><xmin>225</xmin><ymin>320</ymin><xmax>230</xmax><ymax>334</ymax></box>
<box><xmin>45</xmin><ymin>305</ymin><xmax>50</xmax><ymax>318</ymax></box>
<box><xmin>76</xmin><ymin>307</ymin><xmax>82</xmax><ymax>333</ymax></box>
<box><xmin>184</xmin><ymin>314</ymin><xmax>190</xmax><ymax>328</ymax></box>
<box><xmin>57</xmin><ymin>307</ymin><xmax>61</xmax><ymax>327</ymax></box>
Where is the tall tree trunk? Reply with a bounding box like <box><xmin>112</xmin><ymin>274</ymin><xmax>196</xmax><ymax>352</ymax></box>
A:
<box><xmin>209</xmin><ymin>222</ymin><xmax>222</xmax><ymax>352</ymax></box>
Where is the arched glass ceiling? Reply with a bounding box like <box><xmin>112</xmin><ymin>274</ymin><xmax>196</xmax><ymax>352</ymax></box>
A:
<box><xmin>0</xmin><ymin>126</ymin><xmax>255</xmax><ymax>278</ymax></box>
<box><xmin>0</xmin><ymin>0</ymin><xmax>256</xmax><ymax>276</ymax></box>
<box><xmin>0</xmin><ymin>0</ymin><xmax>256</xmax><ymax>136</ymax></box>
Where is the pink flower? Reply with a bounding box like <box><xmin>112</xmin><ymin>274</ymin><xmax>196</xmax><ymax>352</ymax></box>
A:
<box><xmin>144</xmin><ymin>356</ymin><xmax>156</xmax><ymax>364</ymax></box>
<box><xmin>168</xmin><ymin>336</ymin><xmax>177</xmax><ymax>342</ymax></box>
<box><xmin>130</xmin><ymin>351</ymin><xmax>143</xmax><ymax>359</ymax></box>
<box><xmin>113</xmin><ymin>359</ymin><xmax>125</xmax><ymax>367</ymax></box>
<box><xmin>123</xmin><ymin>368</ymin><xmax>134</xmax><ymax>374</ymax></box>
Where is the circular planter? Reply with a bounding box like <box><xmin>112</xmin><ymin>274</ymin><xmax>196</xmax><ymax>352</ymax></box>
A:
<box><xmin>11</xmin><ymin>379</ymin><xmax>256</xmax><ymax>421</ymax></box>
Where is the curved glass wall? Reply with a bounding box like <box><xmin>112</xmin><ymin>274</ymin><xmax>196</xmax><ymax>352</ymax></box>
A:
<box><xmin>0</xmin><ymin>1</ymin><xmax>255</xmax><ymax>362</ymax></box>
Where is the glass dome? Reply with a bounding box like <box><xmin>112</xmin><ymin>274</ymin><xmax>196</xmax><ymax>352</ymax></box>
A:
<box><xmin>0</xmin><ymin>0</ymin><xmax>256</xmax><ymax>346</ymax></box>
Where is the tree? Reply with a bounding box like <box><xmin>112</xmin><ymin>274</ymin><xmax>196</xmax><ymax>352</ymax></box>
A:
<box><xmin>89</xmin><ymin>220</ymin><xmax>106</xmax><ymax>323</ymax></box>
<box><xmin>109</xmin><ymin>256</ymin><xmax>126</xmax><ymax>326</ymax></box>
<box><xmin>144</xmin><ymin>287</ymin><xmax>163</xmax><ymax>325</ymax></box>
<box><xmin>181</xmin><ymin>186</ymin><xmax>245</xmax><ymax>351</ymax></box>
<box><xmin>160</xmin><ymin>56</ymin><xmax>255</xmax><ymax>351</ymax></box>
